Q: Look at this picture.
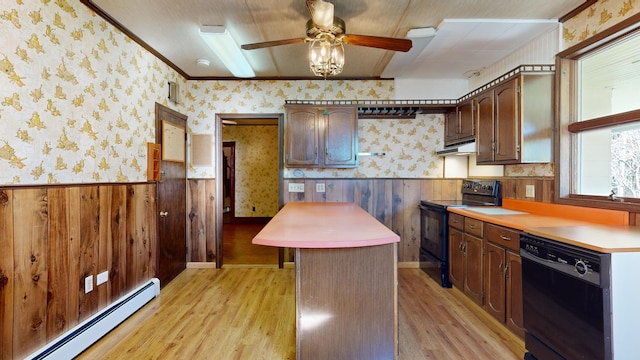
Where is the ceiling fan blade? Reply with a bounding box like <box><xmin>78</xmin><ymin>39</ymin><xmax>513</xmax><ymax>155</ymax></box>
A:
<box><xmin>341</xmin><ymin>34</ymin><xmax>413</xmax><ymax>52</ymax></box>
<box><xmin>241</xmin><ymin>38</ymin><xmax>306</xmax><ymax>50</ymax></box>
<box><xmin>306</xmin><ymin>0</ymin><xmax>334</xmax><ymax>29</ymax></box>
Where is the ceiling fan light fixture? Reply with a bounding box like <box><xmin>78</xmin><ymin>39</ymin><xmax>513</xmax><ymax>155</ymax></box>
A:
<box><xmin>199</xmin><ymin>25</ymin><xmax>255</xmax><ymax>78</ymax></box>
<box><xmin>309</xmin><ymin>35</ymin><xmax>344</xmax><ymax>77</ymax></box>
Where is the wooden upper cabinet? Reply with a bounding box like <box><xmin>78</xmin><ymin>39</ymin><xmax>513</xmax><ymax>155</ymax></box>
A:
<box><xmin>475</xmin><ymin>74</ymin><xmax>553</xmax><ymax>165</ymax></box>
<box><xmin>458</xmin><ymin>100</ymin><xmax>475</xmax><ymax>140</ymax></box>
<box><xmin>475</xmin><ymin>91</ymin><xmax>494</xmax><ymax>163</ymax></box>
<box><xmin>285</xmin><ymin>105</ymin><xmax>357</xmax><ymax>168</ymax></box>
<box><xmin>285</xmin><ymin>107</ymin><xmax>320</xmax><ymax>166</ymax></box>
<box><xmin>444</xmin><ymin>108</ymin><xmax>459</xmax><ymax>144</ymax></box>
<box><xmin>323</xmin><ymin>107</ymin><xmax>358</xmax><ymax>167</ymax></box>
<box><xmin>494</xmin><ymin>79</ymin><xmax>520</xmax><ymax>163</ymax></box>
<box><xmin>444</xmin><ymin>101</ymin><xmax>474</xmax><ymax>146</ymax></box>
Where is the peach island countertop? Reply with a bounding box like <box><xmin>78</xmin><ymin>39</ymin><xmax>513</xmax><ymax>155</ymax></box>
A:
<box><xmin>252</xmin><ymin>202</ymin><xmax>400</xmax><ymax>248</ymax></box>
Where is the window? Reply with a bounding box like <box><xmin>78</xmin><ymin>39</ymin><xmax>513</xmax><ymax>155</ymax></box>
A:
<box><xmin>557</xmin><ymin>18</ymin><xmax>640</xmax><ymax>208</ymax></box>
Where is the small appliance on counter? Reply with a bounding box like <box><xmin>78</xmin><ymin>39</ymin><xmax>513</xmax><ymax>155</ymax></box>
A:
<box><xmin>419</xmin><ymin>179</ymin><xmax>501</xmax><ymax>287</ymax></box>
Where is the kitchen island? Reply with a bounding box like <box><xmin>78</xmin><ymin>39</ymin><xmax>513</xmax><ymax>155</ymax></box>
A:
<box><xmin>253</xmin><ymin>202</ymin><xmax>400</xmax><ymax>360</ymax></box>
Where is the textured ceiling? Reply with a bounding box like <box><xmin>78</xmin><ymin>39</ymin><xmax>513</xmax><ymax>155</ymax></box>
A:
<box><xmin>86</xmin><ymin>0</ymin><xmax>588</xmax><ymax>80</ymax></box>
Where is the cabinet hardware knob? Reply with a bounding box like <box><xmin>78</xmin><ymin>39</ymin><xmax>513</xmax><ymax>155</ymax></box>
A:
<box><xmin>159</xmin><ymin>211</ymin><xmax>168</xmax><ymax>217</ymax></box>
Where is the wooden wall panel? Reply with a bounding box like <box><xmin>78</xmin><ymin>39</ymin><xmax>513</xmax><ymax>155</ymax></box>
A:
<box><xmin>0</xmin><ymin>184</ymin><xmax>158</xmax><ymax>358</ymax></box>
<box><xmin>0</xmin><ymin>190</ymin><xmax>14</xmax><ymax>360</ymax></box>
<box><xmin>108</xmin><ymin>186</ymin><xmax>127</xmax><ymax>303</ymax></box>
<box><xmin>98</xmin><ymin>187</ymin><xmax>112</xmax><ymax>309</ymax></box>
<box><xmin>401</xmin><ymin>180</ymin><xmax>422</xmax><ymax>262</ymax></box>
<box><xmin>188</xmin><ymin>180</ymin><xmax>207</xmax><ymax>262</ymax></box>
<box><xmin>12</xmin><ymin>189</ymin><xmax>48</xmax><ymax>359</ymax></box>
<box><xmin>46</xmin><ymin>188</ymin><xmax>71</xmax><ymax>340</ymax></box>
<box><xmin>324</xmin><ymin>179</ymin><xmax>344</xmax><ymax>202</ymax></box>
<box><xmin>205</xmin><ymin>180</ymin><xmax>216</xmax><ymax>262</ymax></box>
<box><xmin>391</xmin><ymin>180</ymin><xmax>406</xmax><ymax>261</ymax></box>
<box><xmin>67</xmin><ymin>187</ymin><xmax>81</xmax><ymax>329</ymax></box>
<box><xmin>129</xmin><ymin>185</ymin><xmax>152</xmax><ymax>285</ymax></box>
<box><xmin>79</xmin><ymin>187</ymin><xmax>99</xmax><ymax>322</ymax></box>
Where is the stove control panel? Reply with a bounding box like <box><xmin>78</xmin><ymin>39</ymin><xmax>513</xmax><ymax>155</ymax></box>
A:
<box><xmin>461</xmin><ymin>179</ymin><xmax>500</xmax><ymax>197</ymax></box>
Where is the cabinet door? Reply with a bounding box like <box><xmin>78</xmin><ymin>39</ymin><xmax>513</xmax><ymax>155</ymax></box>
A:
<box><xmin>475</xmin><ymin>92</ymin><xmax>494</xmax><ymax>163</ymax></box>
<box><xmin>494</xmin><ymin>78</ymin><xmax>520</xmax><ymax>163</ymax></box>
<box><xmin>483</xmin><ymin>241</ymin><xmax>506</xmax><ymax>322</ymax></box>
<box><xmin>444</xmin><ymin>108</ymin><xmax>459</xmax><ymax>145</ymax></box>
<box><xmin>464</xmin><ymin>234</ymin><xmax>484</xmax><ymax>306</ymax></box>
<box><xmin>448</xmin><ymin>228</ymin><xmax>465</xmax><ymax>289</ymax></box>
<box><xmin>458</xmin><ymin>100</ymin><xmax>475</xmax><ymax>140</ymax></box>
<box><xmin>285</xmin><ymin>108</ymin><xmax>319</xmax><ymax>166</ymax></box>
<box><xmin>323</xmin><ymin>107</ymin><xmax>357</xmax><ymax>167</ymax></box>
<box><xmin>506</xmin><ymin>250</ymin><xmax>524</xmax><ymax>338</ymax></box>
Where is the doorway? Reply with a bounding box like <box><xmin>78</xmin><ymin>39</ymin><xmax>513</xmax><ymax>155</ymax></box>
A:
<box><xmin>215</xmin><ymin>114</ymin><xmax>284</xmax><ymax>268</ymax></box>
<box><xmin>155</xmin><ymin>103</ymin><xmax>187</xmax><ymax>287</ymax></box>
<box><xmin>222</xmin><ymin>141</ymin><xmax>235</xmax><ymax>224</ymax></box>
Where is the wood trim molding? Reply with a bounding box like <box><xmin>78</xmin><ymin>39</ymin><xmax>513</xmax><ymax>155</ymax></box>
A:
<box><xmin>80</xmin><ymin>0</ymin><xmax>188</xmax><ymax>79</ymax></box>
<box><xmin>558</xmin><ymin>12</ymin><xmax>640</xmax><ymax>58</ymax></box>
<box><xmin>558</xmin><ymin>0</ymin><xmax>598</xmax><ymax>23</ymax></box>
<box><xmin>567</xmin><ymin>109</ymin><xmax>640</xmax><ymax>133</ymax></box>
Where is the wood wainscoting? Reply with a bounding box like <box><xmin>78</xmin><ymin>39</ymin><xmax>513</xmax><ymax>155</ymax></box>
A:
<box><xmin>0</xmin><ymin>183</ymin><xmax>157</xmax><ymax>360</ymax></box>
<box><xmin>186</xmin><ymin>177</ymin><xmax>639</xmax><ymax>265</ymax></box>
<box><xmin>185</xmin><ymin>177</ymin><xmax>569</xmax><ymax>265</ymax></box>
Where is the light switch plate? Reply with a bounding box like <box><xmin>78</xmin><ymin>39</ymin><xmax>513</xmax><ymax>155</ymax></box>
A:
<box><xmin>316</xmin><ymin>183</ymin><xmax>325</xmax><ymax>192</ymax></box>
<box><xmin>288</xmin><ymin>183</ymin><xmax>304</xmax><ymax>193</ymax></box>
<box><xmin>525</xmin><ymin>185</ymin><xmax>535</xmax><ymax>198</ymax></box>
<box><xmin>85</xmin><ymin>275</ymin><xmax>93</xmax><ymax>293</ymax></box>
<box><xmin>97</xmin><ymin>270</ymin><xmax>108</xmax><ymax>286</ymax></box>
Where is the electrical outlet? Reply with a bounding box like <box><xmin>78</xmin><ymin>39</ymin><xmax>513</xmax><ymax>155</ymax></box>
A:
<box><xmin>525</xmin><ymin>185</ymin><xmax>535</xmax><ymax>198</ymax></box>
<box><xmin>97</xmin><ymin>271</ymin><xmax>109</xmax><ymax>286</ymax></box>
<box><xmin>85</xmin><ymin>275</ymin><xmax>94</xmax><ymax>293</ymax></box>
<box><xmin>316</xmin><ymin>183</ymin><xmax>325</xmax><ymax>192</ymax></box>
<box><xmin>288</xmin><ymin>183</ymin><xmax>304</xmax><ymax>193</ymax></box>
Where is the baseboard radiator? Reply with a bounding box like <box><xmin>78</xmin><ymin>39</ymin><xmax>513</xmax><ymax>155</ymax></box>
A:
<box><xmin>26</xmin><ymin>278</ymin><xmax>160</xmax><ymax>360</ymax></box>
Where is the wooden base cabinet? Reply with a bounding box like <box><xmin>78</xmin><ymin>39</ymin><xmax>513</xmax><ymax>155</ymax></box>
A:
<box><xmin>505</xmin><ymin>250</ymin><xmax>524</xmax><ymax>338</ymax></box>
<box><xmin>450</xmin><ymin>214</ymin><xmax>525</xmax><ymax>339</ymax></box>
<box><xmin>448</xmin><ymin>214</ymin><xmax>484</xmax><ymax>306</ymax></box>
<box><xmin>483</xmin><ymin>223</ymin><xmax>524</xmax><ymax>338</ymax></box>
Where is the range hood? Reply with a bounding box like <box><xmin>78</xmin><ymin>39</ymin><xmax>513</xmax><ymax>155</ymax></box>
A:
<box><xmin>436</xmin><ymin>141</ymin><xmax>476</xmax><ymax>156</ymax></box>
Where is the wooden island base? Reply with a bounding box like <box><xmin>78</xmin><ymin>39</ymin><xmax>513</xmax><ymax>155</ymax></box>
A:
<box><xmin>252</xmin><ymin>202</ymin><xmax>400</xmax><ymax>359</ymax></box>
<box><xmin>296</xmin><ymin>244</ymin><xmax>398</xmax><ymax>360</ymax></box>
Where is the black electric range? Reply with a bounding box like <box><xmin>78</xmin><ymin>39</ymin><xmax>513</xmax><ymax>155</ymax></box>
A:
<box><xmin>418</xmin><ymin>179</ymin><xmax>501</xmax><ymax>287</ymax></box>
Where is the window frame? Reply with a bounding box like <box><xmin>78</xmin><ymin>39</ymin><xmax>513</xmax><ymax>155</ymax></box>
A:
<box><xmin>555</xmin><ymin>13</ymin><xmax>640</xmax><ymax>210</ymax></box>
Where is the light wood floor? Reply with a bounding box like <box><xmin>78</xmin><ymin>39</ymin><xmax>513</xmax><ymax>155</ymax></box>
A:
<box><xmin>78</xmin><ymin>268</ymin><xmax>524</xmax><ymax>359</ymax></box>
<box><xmin>222</xmin><ymin>223</ymin><xmax>278</xmax><ymax>266</ymax></box>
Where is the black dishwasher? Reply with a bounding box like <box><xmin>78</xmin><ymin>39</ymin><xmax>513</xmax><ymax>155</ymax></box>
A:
<box><xmin>520</xmin><ymin>234</ymin><xmax>612</xmax><ymax>360</ymax></box>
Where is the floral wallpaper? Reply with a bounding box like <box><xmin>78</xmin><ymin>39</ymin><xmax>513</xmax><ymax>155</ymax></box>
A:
<box><xmin>222</xmin><ymin>125</ymin><xmax>278</xmax><ymax>217</ymax></box>
<box><xmin>0</xmin><ymin>0</ymin><xmax>184</xmax><ymax>185</ymax></box>
<box><xmin>2</xmin><ymin>0</ymin><xmax>629</xmax><ymax>188</ymax></box>
<box><xmin>562</xmin><ymin>0</ymin><xmax>639</xmax><ymax>49</ymax></box>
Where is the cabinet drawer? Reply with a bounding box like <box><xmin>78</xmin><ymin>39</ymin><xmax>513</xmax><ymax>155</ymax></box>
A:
<box><xmin>464</xmin><ymin>218</ymin><xmax>484</xmax><ymax>238</ymax></box>
<box><xmin>449</xmin><ymin>213</ymin><xmax>464</xmax><ymax>230</ymax></box>
<box><xmin>485</xmin><ymin>223</ymin><xmax>520</xmax><ymax>252</ymax></box>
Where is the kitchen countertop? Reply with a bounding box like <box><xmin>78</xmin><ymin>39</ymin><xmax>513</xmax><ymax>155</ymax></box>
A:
<box><xmin>449</xmin><ymin>205</ymin><xmax>639</xmax><ymax>253</ymax></box>
<box><xmin>525</xmin><ymin>225</ymin><xmax>640</xmax><ymax>253</ymax></box>
<box><xmin>252</xmin><ymin>202</ymin><xmax>400</xmax><ymax>248</ymax></box>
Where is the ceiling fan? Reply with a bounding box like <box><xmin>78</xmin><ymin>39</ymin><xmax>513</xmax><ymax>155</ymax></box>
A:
<box><xmin>241</xmin><ymin>0</ymin><xmax>412</xmax><ymax>76</ymax></box>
